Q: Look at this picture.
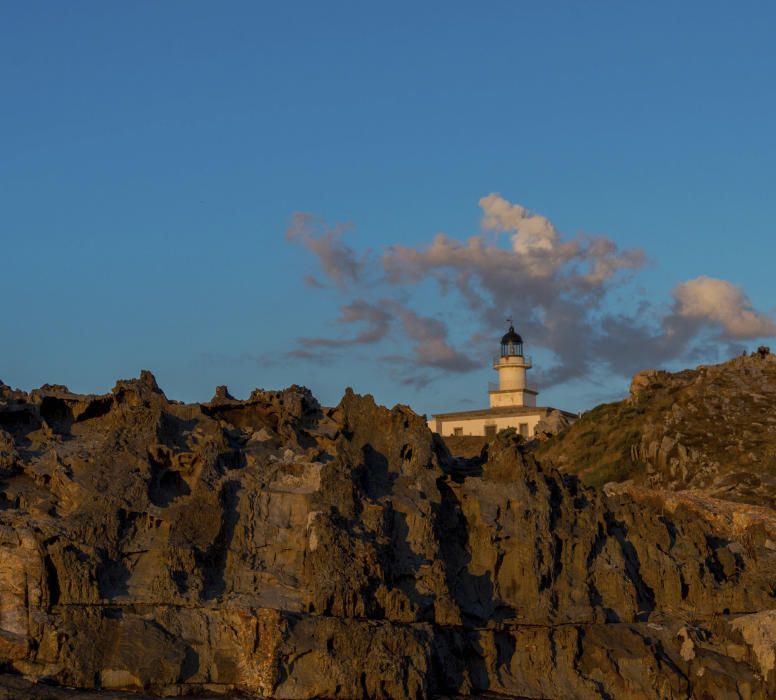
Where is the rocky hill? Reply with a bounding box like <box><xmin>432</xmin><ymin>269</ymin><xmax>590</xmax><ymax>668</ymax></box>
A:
<box><xmin>534</xmin><ymin>352</ymin><xmax>776</xmax><ymax>507</ymax></box>
<box><xmin>0</xmin><ymin>371</ymin><xmax>775</xmax><ymax>698</ymax></box>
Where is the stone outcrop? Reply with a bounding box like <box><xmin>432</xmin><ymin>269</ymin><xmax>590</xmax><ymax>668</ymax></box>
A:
<box><xmin>534</xmin><ymin>409</ymin><xmax>574</xmax><ymax>440</ymax></box>
<box><xmin>0</xmin><ymin>372</ymin><xmax>774</xmax><ymax>698</ymax></box>
<box><xmin>536</xmin><ymin>352</ymin><xmax>776</xmax><ymax>505</ymax></box>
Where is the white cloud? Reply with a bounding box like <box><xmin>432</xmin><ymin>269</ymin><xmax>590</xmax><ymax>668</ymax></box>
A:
<box><xmin>479</xmin><ymin>193</ymin><xmax>578</xmax><ymax>278</ymax></box>
<box><xmin>672</xmin><ymin>276</ymin><xmax>776</xmax><ymax>338</ymax></box>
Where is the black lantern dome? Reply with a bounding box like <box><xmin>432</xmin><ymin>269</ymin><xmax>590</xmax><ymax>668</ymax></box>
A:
<box><xmin>500</xmin><ymin>324</ymin><xmax>523</xmax><ymax>357</ymax></box>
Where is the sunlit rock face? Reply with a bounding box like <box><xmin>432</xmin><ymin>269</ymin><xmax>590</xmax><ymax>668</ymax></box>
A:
<box><xmin>0</xmin><ymin>372</ymin><xmax>774</xmax><ymax>699</ymax></box>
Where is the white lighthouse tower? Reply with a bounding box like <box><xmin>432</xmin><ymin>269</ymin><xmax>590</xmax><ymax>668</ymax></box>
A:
<box><xmin>489</xmin><ymin>323</ymin><xmax>538</xmax><ymax>408</ymax></box>
<box><xmin>427</xmin><ymin>321</ymin><xmax>575</xmax><ymax>438</ymax></box>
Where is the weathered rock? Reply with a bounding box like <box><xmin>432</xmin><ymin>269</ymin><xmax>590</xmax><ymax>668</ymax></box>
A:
<box><xmin>0</xmin><ymin>372</ymin><xmax>773</xmax><ymax>698</ymax></box>
<box><xmin>534</xmin><ymin>408</ymin><xmax>573</xmax><ymax>439</ymax></box>
<box><xmin>537</xmin><ymin>353</ymin><xmax>776</xmax><ymax>505</ymax></box>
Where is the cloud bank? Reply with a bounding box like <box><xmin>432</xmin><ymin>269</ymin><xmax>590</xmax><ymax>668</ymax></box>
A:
<box><xmin>286</xmin><ymin>195</ymin><xmax>775</xmax><ymax>388</ymax></box>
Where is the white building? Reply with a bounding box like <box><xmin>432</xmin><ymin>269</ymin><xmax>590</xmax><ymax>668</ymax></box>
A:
<box><xmin>427</xmin><ymin>324</ymin><xmax>577</xmax><ymax>438</ymax></box>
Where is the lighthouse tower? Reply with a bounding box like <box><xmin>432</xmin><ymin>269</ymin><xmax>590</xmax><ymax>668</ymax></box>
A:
<box><xmin>489</xmin><ymin>323</ymin><xmax>538</xmax><ymax>408</ymax></box>
<box><xmin>426</xmin><ymin>320</ymin><xmax>575</xmax><ymax>437</ymax></box>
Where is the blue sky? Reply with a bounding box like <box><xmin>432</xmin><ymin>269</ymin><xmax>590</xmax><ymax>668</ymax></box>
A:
<box><xmin>3</xmin><ymin>2</ymin><xmax>776</xmax><ymax>415</ymax></box>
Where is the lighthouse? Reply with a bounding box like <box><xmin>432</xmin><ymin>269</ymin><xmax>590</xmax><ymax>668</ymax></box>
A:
<box><xmin>489</xmin><ymin>324</ymin><xmax>537</xmax><ymax>408</ymax></box>
<box><xmin>426</xmin><ymin>321</ymin><xmax>576</xmax><ymax>438</ymax></box>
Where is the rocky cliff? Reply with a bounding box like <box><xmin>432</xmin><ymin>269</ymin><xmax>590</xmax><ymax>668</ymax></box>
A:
<box><xmin>0</xmin><ymin>371</ymin><xmax>774</xmax><ymax>698</ymax></box>
<box><xmin>535</xmin><ymin>352</ymin><xmax>776</xmax><ymax>506</ymax></box>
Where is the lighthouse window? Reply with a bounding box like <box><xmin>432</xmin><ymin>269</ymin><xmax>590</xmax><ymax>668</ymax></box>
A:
<box><xmin>519</xmin><ymin>423</ymin><xmax>529</xmax><ymax>438</ymax></box>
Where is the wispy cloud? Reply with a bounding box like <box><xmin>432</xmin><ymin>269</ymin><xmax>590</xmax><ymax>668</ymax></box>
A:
<box><xmin>377</xmin><ymin>303</ymin><xmax>480</xmax><ymax>386</ymax></box>
<box><xmin>300</xmin><ymin>299</ymin><xmax>391</xmax><ymax>347</ymax></box>
<box><xmin>285</xmin><ymin>196</ymin><xmax>776</xmax><ymax>389</ymax></box>
<box><xmin>285</xmin><ymin>212</ymin><xmax>365</xmax><ymax>289</ymax></box>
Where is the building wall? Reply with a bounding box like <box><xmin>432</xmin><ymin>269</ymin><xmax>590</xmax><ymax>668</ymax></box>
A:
<box><xmin>428</xmin><ymin>412</ymin><xmax>546</xmax><ymax>438</ymax></box>
<box><xmin>489</xmin><ymin>390</ymin><xmax>537</xmax><ymax>408</ymax></box>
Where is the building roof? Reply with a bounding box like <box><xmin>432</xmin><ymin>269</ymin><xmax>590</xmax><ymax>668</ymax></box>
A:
<box><xmin>501</xmin><ymin>325</ymin><xmax>523</xmax><ymax>345</ymax></box>
<box><xmin>430</xmin><ymin>405</ymin><xmax>578</xmax><ymax>421</ymax></box>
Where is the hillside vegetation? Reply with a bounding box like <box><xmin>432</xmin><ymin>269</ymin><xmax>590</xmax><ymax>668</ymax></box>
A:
<box><xmin>535</xmin><ymin>352</ymin><xmax>776</xmax><ymax>506</ymax></box>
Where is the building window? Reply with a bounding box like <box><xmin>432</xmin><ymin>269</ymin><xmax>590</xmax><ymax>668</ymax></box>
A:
<box><xmin>484</xmin><ymin>424</ymin><xmax>497</xmax><ymax>437</ymax></box>
<box><xmin>519</xmin><ymin>423</ymin><xmax>529</xmax><ymax>438</ymax></box>
<box><xmin>453</xmin><ymin>427</ymin><xmax>463</xmax><ymax>436</ymax></box>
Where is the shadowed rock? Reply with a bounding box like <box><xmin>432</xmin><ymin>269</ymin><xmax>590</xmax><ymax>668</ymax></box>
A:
<box><xmin>0</xmin><ymin>370</ymin><xmax>773</xmax><ymax>698</ymax></box>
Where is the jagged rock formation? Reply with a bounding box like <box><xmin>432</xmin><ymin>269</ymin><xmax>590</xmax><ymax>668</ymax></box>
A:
<box><xmin>536</xmin><ymin>353</ymin><xmax>776</xmax><ymax>506</ymax></box>
<box><xmin>534</xmin><ymin>409</ymin><xmax>574</xmax><ymax>440</ymax></box>
<box><xmin>0</xmin><ymin>372</ymin><xmax>775</xmax><ymax>698</ymax></box>
<box><xmin>439</xmin><ymin>435</ymin><xmax>489</xmax><ymax>459</ymax></box>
